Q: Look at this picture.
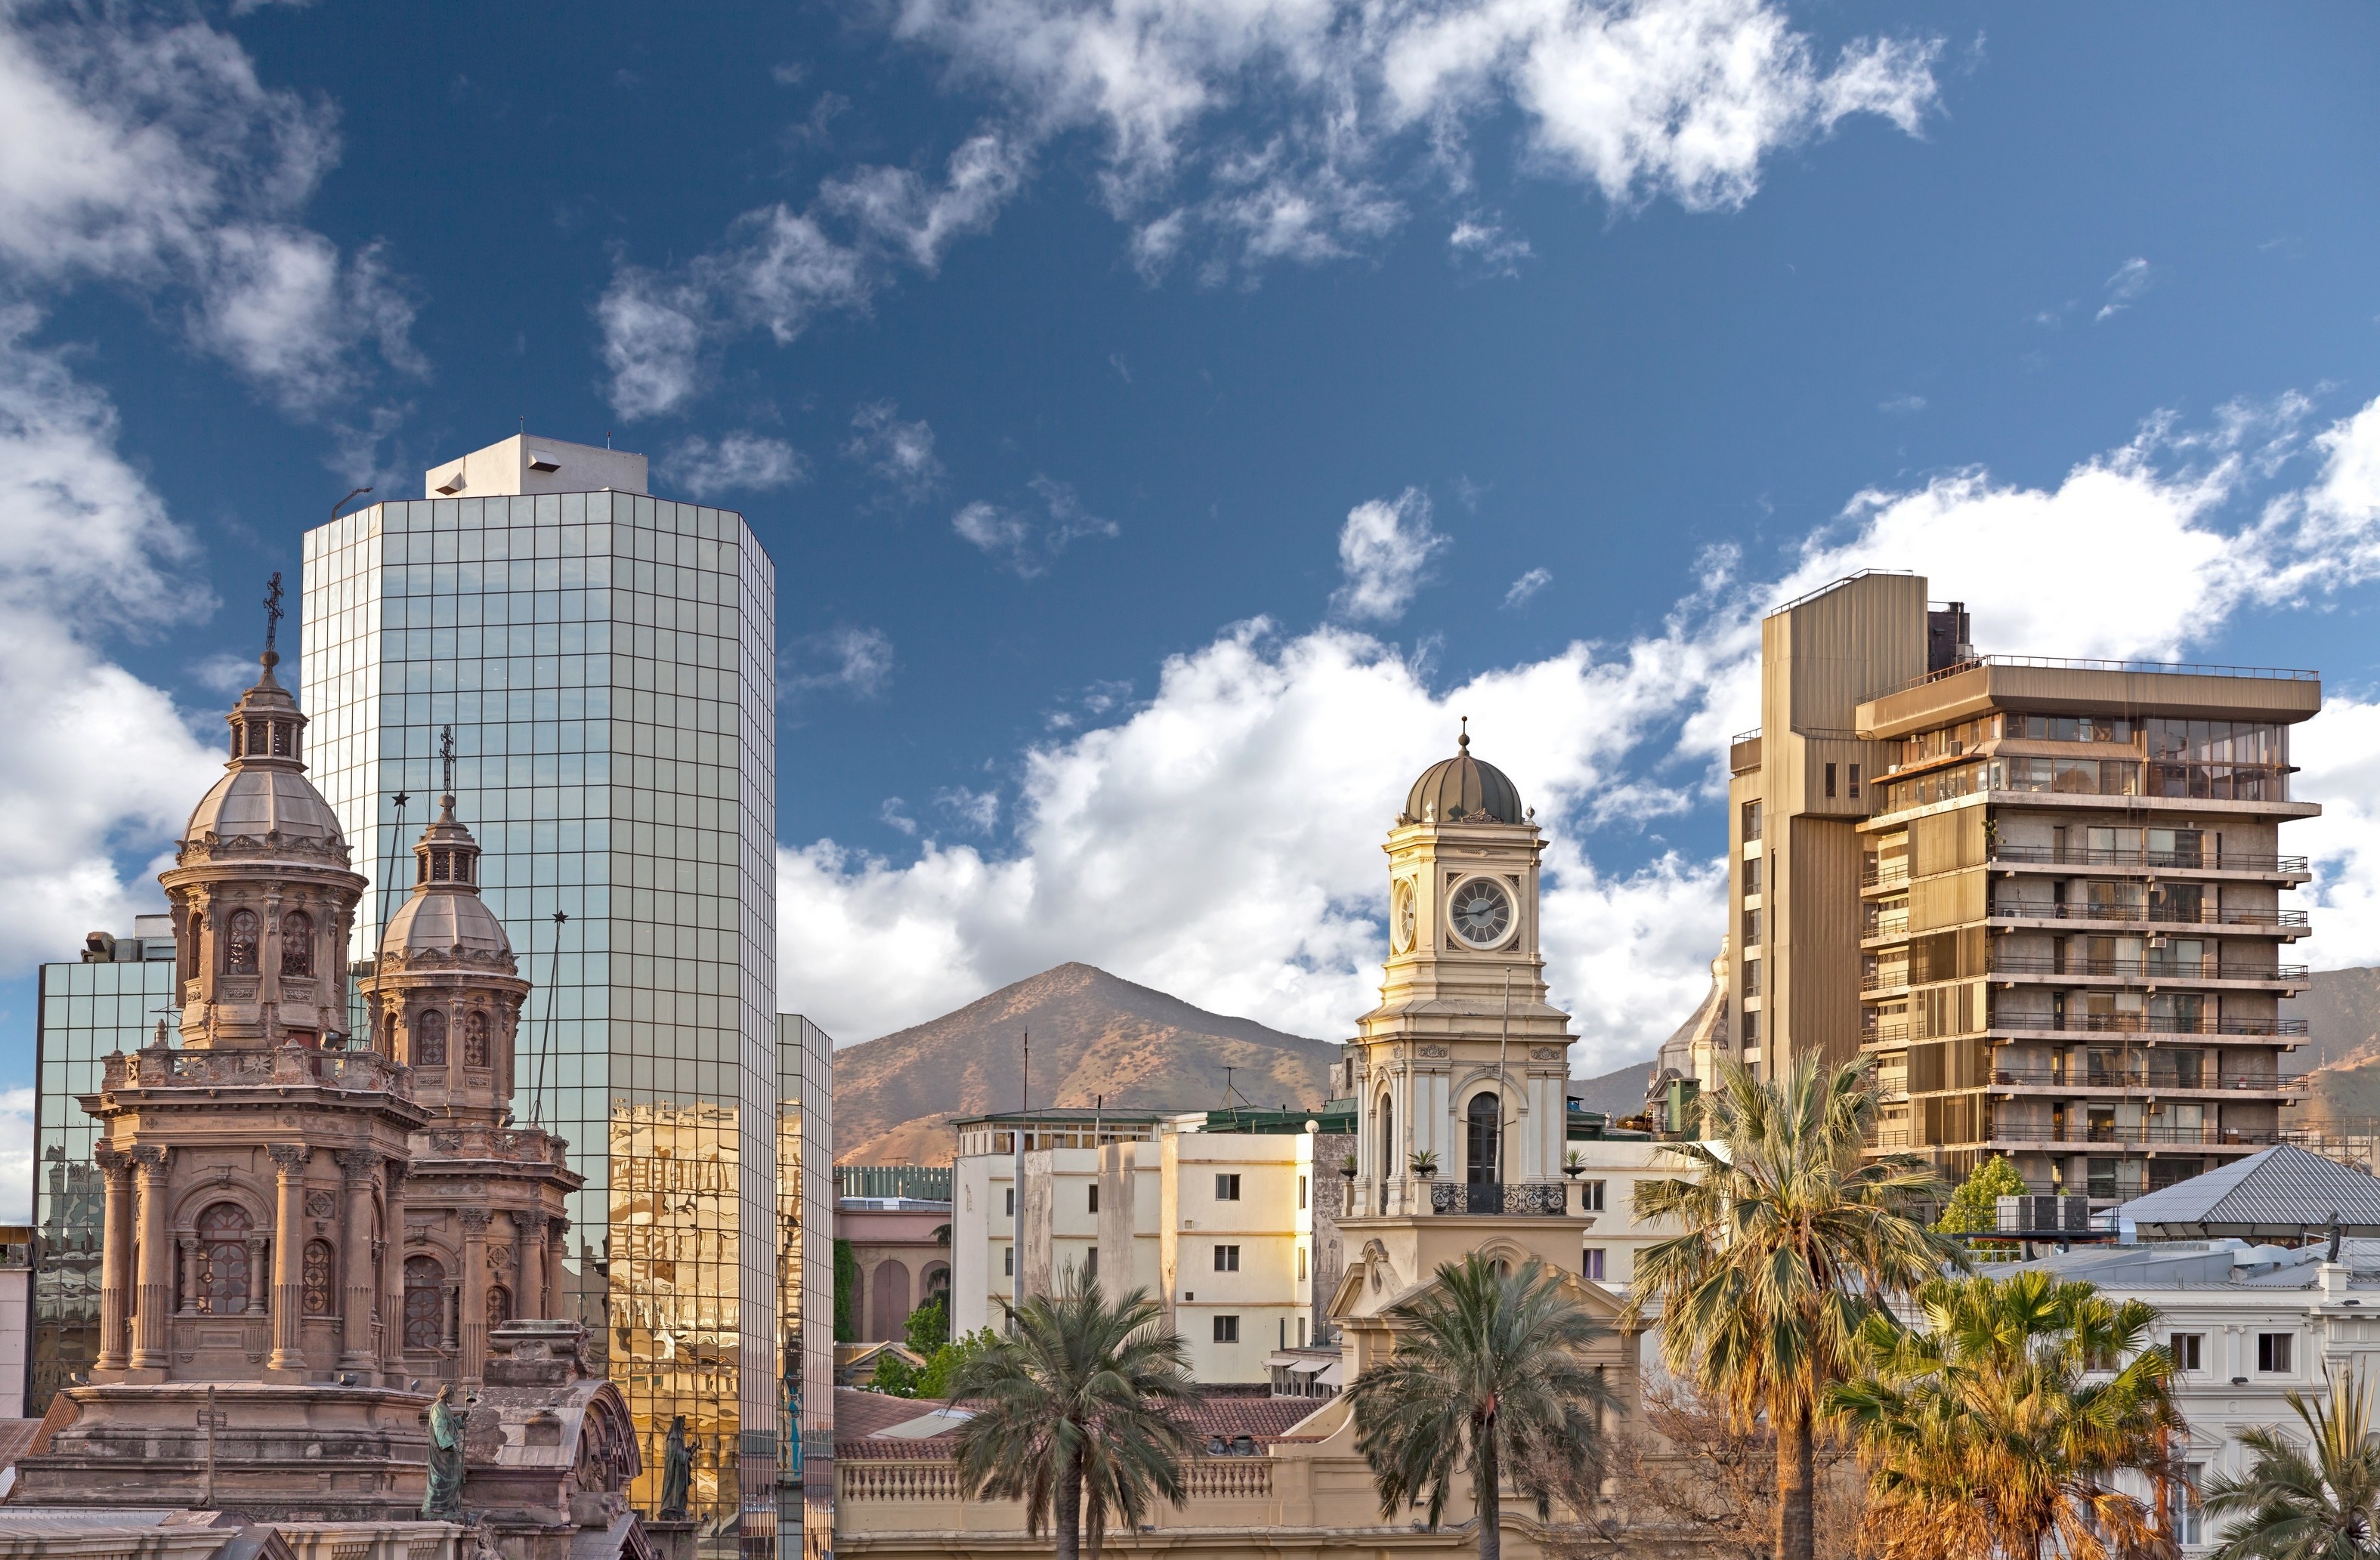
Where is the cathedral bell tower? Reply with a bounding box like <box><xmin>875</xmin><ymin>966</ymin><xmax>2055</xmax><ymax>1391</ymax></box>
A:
<box><xmin>1330</xmin><ymin>725</ymin><xmax>1590</xmax><ymax>1373</ymax></box>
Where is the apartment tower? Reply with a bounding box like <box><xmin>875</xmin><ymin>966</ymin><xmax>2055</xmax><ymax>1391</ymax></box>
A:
<box><xmin>1727</xmin><ymin>572</ymin><xmax>2320</xmax><ymax>1202</ymax></box>
<box><xmin>300</xmin><ymin>435</ymin><xmax>780</xmax><ymax>1551</ymax></box>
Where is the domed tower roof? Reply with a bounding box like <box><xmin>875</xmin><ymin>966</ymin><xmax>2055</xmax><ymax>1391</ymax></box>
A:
<box><xmin>382</xmin><ymin>794</ymin><xmax>515</xmax><ymax>965</ymax></box>
<box><xmin>1402</xmin><ymin>721</ymin><xmax>1526</xmax><ymax>826</ymax></box>
<box><xmin>179</xmin><ymin>647</ymin><xmax>349</xmax><ymax>860</ymax></box>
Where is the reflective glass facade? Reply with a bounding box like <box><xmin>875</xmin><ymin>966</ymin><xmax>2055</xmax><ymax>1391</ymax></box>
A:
<box><xmin>30</xmin><ymin>950</ymin><xmax>175</xmax><ymax>1410</ymax></box>
<box><xmin>300</xmin><ymin>492</ymin><xmax>777</xmax><ymax>1550</ymax></box>
<box><xmin>777</xmin><ymin>1015</ymin><xmax>834</xmax><ymax>1560</ymax></box>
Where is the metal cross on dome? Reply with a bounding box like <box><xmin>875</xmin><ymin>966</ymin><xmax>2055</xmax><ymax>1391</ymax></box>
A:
<box><xmin>439</xmin><ymin>723</ymin><xmax>456</xmax><ymax>799</ymax></box>
<box><xmin>262</xmin><ymin>572</ymin><xmax>284</xmax><ymax>653</ymax></box>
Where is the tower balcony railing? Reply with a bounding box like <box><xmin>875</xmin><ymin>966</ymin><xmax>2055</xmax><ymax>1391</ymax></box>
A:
<box><xmin>1988</xmin><ymin>844</ymin><xmax>2309</xmax><ymax>875</ymax></box>
<box><xmin>1428</xmin><ymin>1180</ymin><xmax>1569</xmax><ymax>1216</ymax></box>
<box><xmin>108</xmin><ymin>1046</ymin><xmax>411</xmax><ymax>1094</ymax></box>
<box><xmin>1985</xmin><ymin>904</ymin><xmax>2308</xmax><ymax>930</ymax></box>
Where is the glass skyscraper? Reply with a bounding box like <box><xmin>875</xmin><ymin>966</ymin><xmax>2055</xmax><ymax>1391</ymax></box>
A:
<box><xmin>298</xmin><ymin>435</ymin><xmax>780</xmax><ymax>1551</ymax></box>
<box><xmin>777</xmin><ymin>1015</ymin><xmax>834</xmax><ymax>1560</ymax></box>
<box><xmin>29</xmin><ymin>922</ymin><xmax>175</xmax><ymax>1411</ymax></box>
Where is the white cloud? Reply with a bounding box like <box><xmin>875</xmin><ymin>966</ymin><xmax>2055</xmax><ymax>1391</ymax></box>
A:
<box><xmin>0</xmin><ymin>319</ymin><xmax>223</xmax><ymax>974</ymax></box>
<box><xmin>777</xmin><ymin>392</ymin><xmax>2380</xmax><ymax>1067</ymax></box>
<box><xmin>0</xmin><ymin>1086</ymin><xmax>29</xmax><ymax>1224</ymax></box>
<box><xmin>0</xmin><ymin>6</ymin><xmax>419</xmax><ymax>409</ymax></box>
<box><xmin>1503</xmin><ymin>565</ymin><xmax>1552</xmax><ymax>607</ymax></box>
<box><xmin>952</xmin><ymin>476</ymin><xmax>1118</xmax><ymax>577</ymax></box>
<box><xmin>1448</xmin><ymin>217</ymin><xmax>1533</xmax><ymax>277</ymax></box>
<box><xmin>786</xmin><ymin>626</ymin><xmax>897</xmax><ymax>699</ymax></box>
<box><xmin>1878</xmin><ymin>394</ymin><xmax>1926</xmax><ymax>414</ymax></box>
<box><xmin>937</xmin><ymin>786</ymin><xmax>1003</xmax><ymax>833</ymax></box>
<box><xmin>2097</xmin><ymin>256</ymin><xmax>2152</xmax><ymax>322</ymax></box>
<box><xmin>881</xmin><ymin>798</ymin><xmax>920</xmax><ymax>836</ymax></box>
<box><xmin>845</xmin><ymin>401</ymin><xmax>946</xmax><ymax>502</ymax></box>
<box><xmin>604</xmin><ymin>0</ymin><xmax>1940</xmax><ymax>403</ymax></box>
<box><xmin>660</xmin><ymin>431</ymin><xmax>811</xmax><ymax>499</ymax></box>
<box><xmin>1332</xmin><ymin>488</ymin><xmax>1450</xmax><ymax>620</ymax></box>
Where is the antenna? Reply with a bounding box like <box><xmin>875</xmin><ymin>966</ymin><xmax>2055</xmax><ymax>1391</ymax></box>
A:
<box><xmin>368</xmin><ymin>788</ymin><xmax>412</xmax><ymax>1038</ymax></box>
<box><xmin>332</xmin><ymin>487</ymin><xmax>373</xmax><ymax>524</ymax></box>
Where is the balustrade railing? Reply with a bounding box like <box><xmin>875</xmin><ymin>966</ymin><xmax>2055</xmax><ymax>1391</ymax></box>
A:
<box><xmin>1428</xmin><ymin>1181</ymin><xmax>1569</xmax><ymax>1216</ymax></box>
<box><xmin>1988</xmin><ymin>845</ymin><xmax>2308</xmax><ymax>874</ymax></box>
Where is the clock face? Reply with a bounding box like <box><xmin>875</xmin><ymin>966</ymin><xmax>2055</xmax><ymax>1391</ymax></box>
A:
<box><xmin>1448</xmin><ymin>877</ymin><xmax>1514</xmax><ymax>948</ymax></box>
<box><xmin>1392</xmin><ymin>881</ymin><xmax>1417</xmax><ymax>953</ymax></box>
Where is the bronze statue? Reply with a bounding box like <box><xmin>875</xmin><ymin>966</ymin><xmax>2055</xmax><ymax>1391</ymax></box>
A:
<box><xmin>423</xmin><ymin>1385</ymin><xmax>468</xmax><ymax>1520</ymax></box>
<box><xmin>659</xmin><ymin>1413</ymin><xmax>693</xmax><ymax>1520</ymax></box>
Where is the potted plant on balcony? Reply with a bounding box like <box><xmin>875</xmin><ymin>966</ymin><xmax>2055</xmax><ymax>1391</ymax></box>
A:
<box><xmin>1339</xmin><ymin>1152</ymin><xmax>1358</xmax><ymax>1181</ymax></box>
<box><xmin>1408</xmin><ymin>1148</ymin><xmax>1439</xmax><ymax>1179</ymax></box>
<box><xmin>1562</xmin><ymin>1149</ymin><xmax>1587</xmax><ymax>1179</ymax></box>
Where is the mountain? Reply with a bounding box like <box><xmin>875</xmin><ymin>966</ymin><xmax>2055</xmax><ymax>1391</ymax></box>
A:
<box><xmin>2286</xmin><ymin>968</ymin><xmax>2380</xmax><ymax>1126</ymax></box>
<box><xmin>832</xmin><ymin>963</ymin><xmax>1342</xmax><ymax>1165</ymax></box>
<box><xmin>1569</xmin><ymin>1061</ymin><xmax>1655</xmax><ymax>1119</ymax></box>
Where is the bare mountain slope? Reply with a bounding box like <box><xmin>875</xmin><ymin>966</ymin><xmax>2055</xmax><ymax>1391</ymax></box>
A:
<box><xmin>833</xmin><ymin>963</ymin><xmax>1341</xmax><ymax>1164</ymax></box>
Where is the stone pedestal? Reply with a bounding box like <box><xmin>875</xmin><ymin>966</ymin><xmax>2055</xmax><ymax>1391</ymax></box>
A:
<box><xmin>644</xmin><ymin>1517</ymin><xmax>698</xmax><ymax>1560</ymax></box>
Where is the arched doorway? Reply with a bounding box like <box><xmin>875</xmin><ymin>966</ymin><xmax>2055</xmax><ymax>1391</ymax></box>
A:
<box><xmin>1377</xmin><ymin>1094</ymin><xmax>1395</xmax><ymax>1180</ymax></box>
<box><xmin>1465</xmin><ymin>1091</ymin><xmax>1502</xmax><ymax>1186</ymax></box>
<box><xmin>870</xmin><ymin>1260</ymin><xmax>911</xmax><ymax>1341</ymax></box>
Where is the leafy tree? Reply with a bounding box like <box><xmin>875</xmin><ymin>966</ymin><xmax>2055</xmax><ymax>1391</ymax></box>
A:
<box><xmin>1933</xmin><ymin>1155</ymin><xmax>2029</xmax><ymax>1237</ymax></box>
<box><xmin>833</xmin><ymin>1238</ymin><xmax>858</xmax><ymax>1342</ymax></box>
<box><xmin>1348</xmin><ymin>1254</ymin><xmax>1611</xmax><ymax>1560</ymax></box>
<box><xmin>950</xmin><ymin>1265</ymin><xmax>1196</xmax><ymax>1560</ymax></box>
<box><xmin>907</xmin><ymin>1292</ymin><xmax>951</xmax><ymax>1353</ymax></box>
<box><xmin>869</xmin><ymin>1350</ymin><xmax>922</xmax><ymax>1398</ymax></box>
<box><xmin>1629</xmin><ymin>1057</ymin><xmax>1960</xmax><ymax>1560</ymax></box>
<box><xmin>2202</xmin><ymin>1369</ymin><xmax>2380</xmax><ymax>1560</ymax></box>
<box><xmin>1827</xmin><ymin>1269</ymin><xmax>2180</xmax><ymax>1560</ymax></box>
<box><xmin>917</xmin><ymin>1327</ymin><xmax>999</xmax><ymax>1400</ymax></box>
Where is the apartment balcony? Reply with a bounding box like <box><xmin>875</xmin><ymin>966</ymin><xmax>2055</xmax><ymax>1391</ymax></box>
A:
<box><xmin>1861</xmin><ymin>859</ymin><xmax>1912</xmax><ymax>891</ymax></box>
<box><xmin>1983</xmin><ymin>903</ymin><xmax>2308</xmax><ymax>936</ymax></box>
<box><xmin>1862</xmin><ymin>1013</ymin><xmax>2307</xmax><ymax>1051</ymax></box>
<box><xmin>1988</xmin><ymin>843</ymin><xmax>2310</xmax><ymax>880</ymax></box>
<box><xmin>1984</xmin><ymin>1065</ymin><xmax>2306</xmax><ymax>1096</ymax></box>
<box><xmin>1868</xmin><ymin>1123</ymin><xmax>2282</xmax><ymax>1151</ymax></box>
<box><xmin>1982</xmin><ymin>953</ymin><xmax>2307</xmax><ymax>987</ymax></box>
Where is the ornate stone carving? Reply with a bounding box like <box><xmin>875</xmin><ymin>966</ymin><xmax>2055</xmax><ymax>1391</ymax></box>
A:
<box><xmin>335</xmin><ymin>1148</ymin><xmax>382</xmax><ymax>1180</ymax></box>
<box><xmin>304</xmin><ymin>1190</ymin><xmax>337</xmax><ymax>1219</ymax></box>
<box><xmin>1417</xmin><ymin>1044</ymin><xmax>1450</xmax><ymax>1058</ymax></box>
<box><xmin>266</xmin><ymin>1144</ymin><xmax>309</xmax><ymax>1172</ymax></box>
<box><xmin>128</xmin><ymin>1145</ymin><xmax>167</xmax><ymax>1174</ymax></box>
<box><xmin>1528</xmin><ymin>1046</ymin><xmax>1561</xmax><ymax>1061</ymax></box>
<box><xmin>459</xmin><ymin>1209</ymin><xmax>493</xmax><ymax>1234</ymax></box>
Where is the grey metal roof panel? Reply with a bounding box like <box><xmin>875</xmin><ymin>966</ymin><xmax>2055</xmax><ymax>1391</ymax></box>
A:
<box><xmin>2118</xmin><ymin>1144</ymin><xmax>2380</xmax><ymax>1231</ymax></box>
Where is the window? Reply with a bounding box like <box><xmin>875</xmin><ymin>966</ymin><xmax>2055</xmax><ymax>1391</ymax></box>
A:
<box><xmin>194</xmin><ymin>1202</ymin><xmax>252</xmax><ymax>1314</ymax></box>
<box><xmin>1466</xmin><ymin>1091</ymin><xmax>1502</xmax><ymax>1185</ymax></box>
<box><xmin>2169</xmin><ymin>1333</ymin><xmax>2203</xmax><ymax>1372</ymax></box>
<box><xmin>1297</xmin><ymin>1247</ymin><xmax>1306</xmax><ymax>1280</ymax></box>
<box><xmin>1213</xmin><ymin>1315</ymin><xmax>1239</xmax><ymax>1343</ymax></box>
<box><xmin>1084</xmin><ymin>1246</ymin><xmax>1098</xmax><ymax>1278</ymax></box>
<box><xmin>1582</xmin><ymin>1248</ymin><xmax>1606</xmax><ymax>1280</ymax></box>
<box><xmin>280</xmin><ymin>911</ymin><xmax>314</xmax><ymax>978</ymax></box>
<box><xmin>1216</xmin><ymin>1174</ymin><xmax>1241</xmax><ymax>1201</ymax></box>
<box><xmin>1742</xmin><ymin>857</ymin><xmax>1760</xmax><ymax>895</ymax></box>
<box><xmin>2173</xmin><ymin>1465</ymin><xmax>2204</xmax><ymax>1546</ymax></box>
<box><xmin>1825</xmin><ymin>762</ymin><xmax>1838</xmax><ymax>799</ymax></box>
<box><xmin>1742</xmin><ymin>800</ymin><xmax>1762</xmax><ymax>842</ymax></box>
<box><xmin>1088</xmin><ymin>1182</ymin><xmax>1099</xmax><ymax>1215</ymax></box>
<box><xmin>403</xmin><ymin>1255</ymin><xmax>445</xmax><ymax>1349</ymax></box>
<box><xmin>463</xmin><ymin>1011</ymin><xmax>490</xmax><ymax>1067</ymax></box>
<box><xmin>487</xmin><ymin>1284</ymin><xmax>512</xmax><ymax>1328</ymax></box>
<box><xmin>1279</xmin><ymin>1318</ymin><xmax>1288</xmax><ymax>1348</ymax></box>
<box><xmin>414</xmin><ymin>1008</ymin><xmax>447</xmax><ymax>1067</ymax></box>
<box><xmin>1005</xmin><ymin>1188</ymin><xmax>1015</xmax><ymax>1217</ymax></box>
<box><xmin>302</xmin><ymin>1237</ymin><xmax>335</xmax><ymax>1315</ymax></box>
<box><xmin>1742</xmin><ymin>907</ymin><xmax>1762</xmax><ymax>947</ymax></box>
<box><xmin>1214</xmin><ymin>1245</ymin><xmax>1241</xmax><ymax>1272</ymax></box>
<box><xmin>1298</xmin><ymin>1175</ymin><xmax>1307</xmax><ymax>1210</ymax></box>
<box><xmin>2259</xmin><ymin>1333</ymin><xmax>2293</xmax><ymax>1373</ymax></box>
<box><xmin>1582</xmin><ymin>1180</ymin><xmax>1606</xmax><ymax>1212</ymax></box>
<box><xmin>1849</xmin><ymin>763</ymin><xmax>1861</xmax><ymax>799</ymax></box>
<box><xmin>1003</xmin><ymin>1246</ymin><xmax>1014</xmax><ymax>1277</ymax></box>
<box><xmin>1741</xmin><ymin>1011</ymin><xmax>1760</xmax><ymax>1048</ymax></box>
<box><xmin>1379</xmin><ymin>1098</ymin><xmax>1395</xmax><ymax>1180</ymax></box>
<box><xmin>226</xmin><ymin>909</ymin><xmax>260</xmax><ymax>975</ymax></box>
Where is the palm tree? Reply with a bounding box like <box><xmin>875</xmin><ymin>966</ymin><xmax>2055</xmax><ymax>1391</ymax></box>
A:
<box><xmin>1627</xmin><ymin>1056</ymin><xmax>1960</xmax><ymax>1560</ymax></box>
<box><xmin>2201</xmin><ymin>1369</ymin><xmax>2380</xmax><ymax>1560</ymax></box>
<box><xmin>948</xmin><ymin>1262</ymin><xmax>1198</xmax><ymax>1560</ymax></box>
<box><xmin>1825</xmin><ymin>1268</ymin><xmax>2181</xmax><ymax>1560</ymax></box>
<box><xmin>1347</xmin><ymin>1254</ymin><xmax>1612</xmax><ymax>1560</ymax></box>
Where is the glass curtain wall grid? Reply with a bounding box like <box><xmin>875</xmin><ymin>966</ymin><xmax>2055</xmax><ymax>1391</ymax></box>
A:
<box><xmin>301</xmin><ymin>492</ymin><xmax>778</xmax><ymax>1553</ymax></box>
<box><xmin>29</xmin><ymin>953</ymin><xmax>175</xmax><ymax>1411</ymax></box>
<box><xmin>777</xmin><ymin>1015</ymin><xmax>834</xmax><ymax>1560</ymax></box>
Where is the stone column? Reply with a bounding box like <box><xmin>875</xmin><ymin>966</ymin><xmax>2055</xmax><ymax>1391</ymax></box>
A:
<box><xmin>94</xmin><ymin>1146</ymin><xmax>133</xmax><ymax>1371</ymax></box>
<box><xmin>267</xmin><ymin>1144</ymin><xmax>309</xmax><ymax>1373</ymax></box>
<box><xmin>336</xmin><ymin>1150</ymin><xmax>380</xmax><ymax>1371</ymax></box>
<box><xmin>130</xmin><ymin>1146</ymin><xmax>171</xmax><ymax>1371</ymax></box>
<box><xmin>548</xmin><ymin>1219</ymin><xmax>569</xmax><ymax>1324</ymax></box>
<box><xmin>379</xmin><ymin>1160</ymin><xmax>410</xmax><ymax>1385</ymax></box>
<box><xmin>515</xmin><ymin>1212</ymin><xmax>547</xmax><ymax>1320</ymax></box>
<box><xmin>459</xmin><ymin>1209</ymin><xmax>490</xmax><ymax>1385</ymax></box>
<box><xmin>245</xmin><ymin>1229</ymin><xmax>269</xmax><ymax>1314</ymax></box>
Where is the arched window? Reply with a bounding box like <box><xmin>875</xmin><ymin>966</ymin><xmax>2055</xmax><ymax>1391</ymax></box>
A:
<box><xmin>463</xmin><ymin>1012</ymin><xmax>490</xmax><ymax>1067</ymax></box>
<box><xmin>415</xmin><ymin>1009</ymin><xmax>448</xmax><ymax>1067</ymax></box>
<box><xmin>303</xmin><ymin>1238</ymin><xmax>336</xmax><ymax>1314</ymax></box>
<box><xmin>281</xmin><ymin>911</ymin><xmax>314</xmax><ymax>978</ymax></box>
<box><xmin>1378</xmin><ymin>1095</ymin><xmax>1395</xmax><ymax>1180</ymax></box>
<box><xmin>225</xmin><ymin>910</ymin><xmax>260</xmax><ymax>975</ymax></box>
<box><xmin>271</xmin><ymin>721</ymin><xmax>292</xmax><ymax>757</ymax></box>
<box><xmin>1466</xmin><ymin>1092</ymin><xmax>1502</xmax><ymax>1186</ymax></box>
<box><xmin>196</xmin><ymin>1203</ymin><xmax>252</xmax><ymax>1314</ymax></box>
<box><xmin>487</xmin><ymin>1284</ymin><xmax>512</xmax><ymax>1329</ymax></box>
<box><xmin>403</xmin><ymin>1256</ymin><xmax>447</xmax><ymax>1349</ymax></box>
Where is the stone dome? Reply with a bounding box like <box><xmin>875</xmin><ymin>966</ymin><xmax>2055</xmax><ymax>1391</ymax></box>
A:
<box><xmin>181</xmin><ymin>654</ymin><xmax>348</xmax><ymax>854</ymax></box>
<box><xmin>1404</xmin><ymin>724</ymin><xmax>1525</xmax><ymax>826</ymax></box>
<box><xmin>384</xmin><ymin>799</ymin><xmax>514</xmax><ymax>961</ymax></box>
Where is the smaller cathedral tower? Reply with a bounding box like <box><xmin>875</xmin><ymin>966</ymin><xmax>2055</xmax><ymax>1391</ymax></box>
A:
<box><xmin>366</xmin><ymin>759</ymin><xmax>579</xmax><ymax>1391</ymax></box>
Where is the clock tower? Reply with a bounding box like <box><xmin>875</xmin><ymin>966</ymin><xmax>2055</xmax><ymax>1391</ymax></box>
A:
<box><xmin>1330</xmin><ymin>724</ymin><xmax>1597</xmax><ymax>1374</ymax></box>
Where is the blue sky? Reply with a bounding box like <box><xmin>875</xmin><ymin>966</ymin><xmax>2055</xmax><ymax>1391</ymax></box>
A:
<box><xmin>2</xmin><ymin>0</ymin><xmax>2378</xmax><ymax>1166</ymax></box>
